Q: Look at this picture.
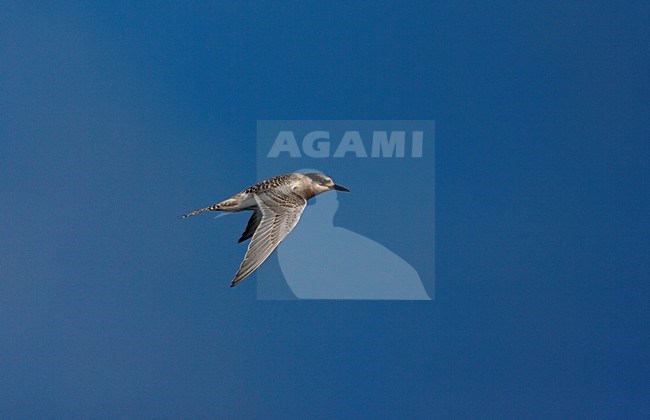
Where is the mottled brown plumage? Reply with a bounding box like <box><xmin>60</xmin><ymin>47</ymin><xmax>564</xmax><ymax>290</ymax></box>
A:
<box><xmin>181</xmin><ymin>172</ymin><xmax>349</xmax><ymax>286</ymax></box>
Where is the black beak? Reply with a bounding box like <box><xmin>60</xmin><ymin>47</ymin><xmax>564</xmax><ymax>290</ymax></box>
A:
<box><xmin>333</xmin><ymin>184</ymin><xmax>350</xmax><ymax>192</ymax></box>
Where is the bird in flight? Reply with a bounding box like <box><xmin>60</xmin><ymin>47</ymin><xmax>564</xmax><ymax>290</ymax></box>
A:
<box><xmin>181</xmin><ymin>172</ymin><xmax>349</xmax><ymax>287</ymax></box>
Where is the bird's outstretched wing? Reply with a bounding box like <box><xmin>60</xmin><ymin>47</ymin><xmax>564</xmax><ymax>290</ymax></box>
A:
<box><xmin>230</xmin><ymin>186</ymin><xmax>306</xmax><ymax>287</ymax></box>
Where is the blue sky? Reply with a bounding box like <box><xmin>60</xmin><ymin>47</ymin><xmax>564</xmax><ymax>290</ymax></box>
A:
<box><xmin>1</xmin><ymin>1</ymin><xmax>648</xmax><ymax>418</ymax></box>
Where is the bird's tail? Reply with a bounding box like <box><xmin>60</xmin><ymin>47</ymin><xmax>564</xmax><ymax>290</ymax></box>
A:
<box><xmin>179</xmin><ymin>204</ymin><xmax>220</xmax><ymax>219</ymax></box>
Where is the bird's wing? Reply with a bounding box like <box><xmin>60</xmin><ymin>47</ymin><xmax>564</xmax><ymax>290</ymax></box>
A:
<box><xmin>230</xmin><ymin>187</ymin><xmax>307</xmax><ymax>287</ymax></box>
<box><xmin>238</xmin><ymin>208</ymin><xmax>262</xmax><ymax>243</ymax></box>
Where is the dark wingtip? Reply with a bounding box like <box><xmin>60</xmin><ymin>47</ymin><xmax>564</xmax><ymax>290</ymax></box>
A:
<box><xmin>230</xmin><ymin>276</ymin><xmax>245</xmax><ymax>287</ymax></box>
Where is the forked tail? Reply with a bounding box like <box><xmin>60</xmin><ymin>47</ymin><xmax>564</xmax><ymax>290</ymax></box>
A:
<box><xmin>179</xmin><ymin>204</ymin><xmax>220</xmax><ymax>219</ymax></box>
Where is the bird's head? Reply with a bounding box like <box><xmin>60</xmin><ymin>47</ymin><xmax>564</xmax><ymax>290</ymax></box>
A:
<box><xmin>303</xmin><ymin>172</ymin><xmax>350</xmax><ymax>196</ymax></box>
